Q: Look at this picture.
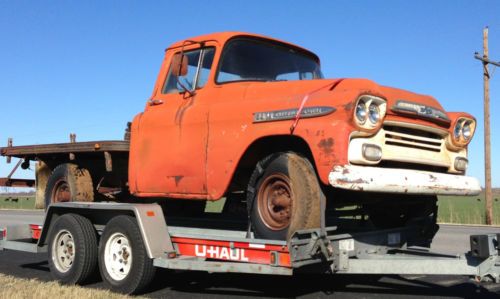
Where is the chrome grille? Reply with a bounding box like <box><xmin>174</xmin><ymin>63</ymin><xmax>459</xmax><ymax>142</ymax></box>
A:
<box><xmin>383</xmin><ymin>125</ymin><xmax>443</xmax><ymax>153</ymax></box>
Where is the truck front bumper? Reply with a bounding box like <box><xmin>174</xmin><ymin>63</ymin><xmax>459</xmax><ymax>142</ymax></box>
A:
<box><xmin>328</xmin><ymin>165</ymin><xmax>481</xmax><ymax>196</ymax></box>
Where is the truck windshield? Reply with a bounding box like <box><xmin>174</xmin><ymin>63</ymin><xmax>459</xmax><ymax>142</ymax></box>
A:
<box><xmin>216</xmin><ymin>38</ymin><xmax>323</xmax><ymax>83</ymax></box>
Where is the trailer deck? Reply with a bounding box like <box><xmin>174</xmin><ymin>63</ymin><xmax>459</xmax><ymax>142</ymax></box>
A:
<box><xmin>1</xmin><ymin>202</ymin><xmax>499</xmax><ymax>282</ymax></box>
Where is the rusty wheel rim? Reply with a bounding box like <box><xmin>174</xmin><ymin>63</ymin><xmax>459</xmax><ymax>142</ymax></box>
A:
<box><xmin>257</xmin><ymin>173</ymin><xmax>293</xmax><ymax>230</ymax></box>
<box><xmin>52</xmin><ymin>179</ymin><xmax>71</xmax><ymax>203</ymax></box>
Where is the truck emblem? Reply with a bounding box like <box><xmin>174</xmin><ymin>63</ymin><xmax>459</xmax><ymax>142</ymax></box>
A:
<box><xmin>392</xmin><ymin>100</ymin><xmax>450</xmax><ymax>123</ymax></box>
<box><xmin>253</xmin><ymin>106</ymin><xmax>335</xmax><ymax>123</ymax></box>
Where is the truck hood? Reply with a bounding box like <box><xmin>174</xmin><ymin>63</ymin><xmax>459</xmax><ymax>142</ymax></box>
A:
<box><xmin>243</xmin><ymin>78</ymin><xmax>450</xmax><ymax>128</ymax></box>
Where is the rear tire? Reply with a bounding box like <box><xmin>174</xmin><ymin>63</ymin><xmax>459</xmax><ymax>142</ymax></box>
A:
<box><xmin>247</xmin><ymin>152</ymin><xmax>322</xmax><ymax>240</ymax></box>
<box><xmin>44</xmin><ymin>163</ymin><xmax>94</xmax><ymax>209</ymax></box>
<box><xmin>47</xmin><ymin>214</ymin><xmax>98</xmax><ymax>285</ymax></box>
<box><xmin>98</xmin><ymin>215</ymin><xmax>156</xmax><ymax>294</ymax></box>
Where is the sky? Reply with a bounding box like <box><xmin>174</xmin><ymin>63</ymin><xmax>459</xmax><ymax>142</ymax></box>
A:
<box><xmin>0</xmin><ymin>1</ymin><xmax>499</xmax><ymax>186</ymax></box>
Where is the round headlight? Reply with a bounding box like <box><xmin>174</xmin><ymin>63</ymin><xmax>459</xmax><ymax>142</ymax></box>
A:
<box><xmin>355</xmin><ymin>101</ymin><xmax>367</xmax><ymax>124</ymax></box>
<box><xmin>454</xmin><ymin>120</ymin><xmax>462</xmax><ymax>140</ymax></box>
<box><xmin>462</xmin><ymin>121</ymin><xmax>472</xmax><ymax>140</ymax></box>
<box><xmin>368</xmin><ymin>103</ymin><xmax>380</xmax><ymax>124</ymax></box>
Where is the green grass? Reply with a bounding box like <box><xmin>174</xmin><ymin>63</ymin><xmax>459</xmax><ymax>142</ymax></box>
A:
<box><xmin>437</xmin><ymin>191</ymin><xmax>500</xmax><ymax>225</ymax></box>
<box><xmin>0</xmin><ymin>196</ymin><xmax>36</xmax><ymax>209</ymax></box>
<box><xmin>1</xmin><ymin>192</ymin><xmax>498</xmax><ymax>226</ymax></box>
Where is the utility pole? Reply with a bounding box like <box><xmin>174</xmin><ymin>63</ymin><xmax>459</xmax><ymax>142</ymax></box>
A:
<box><xmin>474</xmin><ymin>27</ymin><xmax>500</xmax><ymax>225</ymax></box>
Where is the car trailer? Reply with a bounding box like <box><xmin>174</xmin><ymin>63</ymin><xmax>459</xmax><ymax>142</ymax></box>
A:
<box><xmin>1</xmin><ymin>202</ymin><xmax>500</xmax><ymax>294</ymax></box>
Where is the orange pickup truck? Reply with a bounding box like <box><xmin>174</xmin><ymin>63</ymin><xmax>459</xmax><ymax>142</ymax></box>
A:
<box><xmin>1</xmin><ymin>32</ymin><xmax>481</xmax><ymax>240</ymax></box>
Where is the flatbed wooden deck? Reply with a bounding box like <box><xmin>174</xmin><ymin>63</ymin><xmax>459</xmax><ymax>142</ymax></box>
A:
<box><xmin>0</xmin><ymin>140</ymin><xmax>129</xmax><ymax>159</ymax></box>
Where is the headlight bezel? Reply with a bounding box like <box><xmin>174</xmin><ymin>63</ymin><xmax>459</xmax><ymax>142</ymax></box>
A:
<box><xmin>353</xmin><ymin>95</ymin><xmax>387</xmax><ymax>131</ymax></box>
<box><xmin>451</xmin><ymin>116</ymin><xmax>476</xmax><ymax>147</ymax></box>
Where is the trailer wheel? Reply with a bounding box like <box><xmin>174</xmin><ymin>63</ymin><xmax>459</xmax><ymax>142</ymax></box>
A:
<box><xmin>98</xmin><ymin>215</ymin><xmax>156</xmax><ymax>294</ymax></box>
<box><xmin>44</xmin><ymin>163</ymin><xmax>94</xmax><ymax>208</ymax></box>
<box><xmin>248</xmin><ymin>152</ymin><xmax>322</xmax><ymax>240</ymax></box>
<box><xmin>48</xmin><ymin>214</ymin><xmax>98</xmax><ymax>285</ymax></box>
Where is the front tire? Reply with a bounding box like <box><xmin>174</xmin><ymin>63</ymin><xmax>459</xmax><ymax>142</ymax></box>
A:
<box><xmin>98</xmin><ymin>215</ymin><xmax>156</xmax><ymax>294</ymax></box>
<box><xmin>47</xmin><ymin>214</ymin><xmax>98</xmax><ymax>285</ymax></box>
<box><xmin>247</xmin><ymin>152</ymin><xmax>322</xmax><ymax>240</ymax></box>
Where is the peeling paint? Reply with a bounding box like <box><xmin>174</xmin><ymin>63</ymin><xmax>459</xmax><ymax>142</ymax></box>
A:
<box><xmin>329</xmin><ymin>165</ymin><xmax>481</xmax><ymax>195</ymax></box>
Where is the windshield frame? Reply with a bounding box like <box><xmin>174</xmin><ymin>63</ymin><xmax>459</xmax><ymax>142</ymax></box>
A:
<box><xmin>215</xmin><ymin>37</ymin><xmax>322</xmax><ymax>85</ymax></box>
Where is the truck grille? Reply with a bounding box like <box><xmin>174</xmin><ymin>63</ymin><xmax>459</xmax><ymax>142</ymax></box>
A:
<box><xmin>383</xmin><ymin>125</ymin><xmax>443</xmax><ymax>153</ymax></box>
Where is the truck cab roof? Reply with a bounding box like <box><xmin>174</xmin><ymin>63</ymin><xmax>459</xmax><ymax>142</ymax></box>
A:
<box><xmin>166</xmin><ymin>31</ymin><xmax>320</xmax><ymax>62</ymax></box>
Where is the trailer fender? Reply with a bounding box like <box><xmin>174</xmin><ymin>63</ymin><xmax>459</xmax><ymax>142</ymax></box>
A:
<box><xmin>38</xmin><ymin>202</ymin><xmax>175</xmax><ymax>259</ymax></box>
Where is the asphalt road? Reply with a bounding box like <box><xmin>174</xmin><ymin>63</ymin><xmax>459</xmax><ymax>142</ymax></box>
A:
<box><xmin>1</xmin><ymin>210</ymin><xmax>499</xmax><ymax>298</ymax></box>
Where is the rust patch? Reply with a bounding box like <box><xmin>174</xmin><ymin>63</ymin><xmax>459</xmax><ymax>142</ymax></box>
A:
<box><xmin>317</xmin><ymin>138</ymin><xmax>334</xmax><ymax>155</ymax></box>
<box><xmin>315</xmin><ymin>130</ymin><xmax>325</xmax><ymax>137</ymax></box>
<box><xmin>343</xmin><ymin>102</ymin><xmax>353</xmax><ymax>111</ymax></box>
<box><xmin>168</xmin><ymin>175</ymin><xmax>184</xmax><ymax>187</ymax></box>
<box><xmin>337</xmin><ymin>178</ymin><xmax>367</xmax><ymax>185</ymax></box>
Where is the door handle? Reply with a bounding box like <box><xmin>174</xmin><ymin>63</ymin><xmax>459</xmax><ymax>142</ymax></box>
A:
<box><xmin>149</xmin><ymin>99</ymin><xmax>164</xmax><ymax>106</ymax></box>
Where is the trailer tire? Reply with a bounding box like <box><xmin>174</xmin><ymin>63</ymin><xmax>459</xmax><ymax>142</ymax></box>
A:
<box><xmin>44</xmin><ymin>163</ymin><xmax>94</xmax><ymax>209</ymax></box>
<box><xmin>248</xmin><ymin>152</ymin><xmax>322</xmax><ymax>240</ymax></box>
<box><xmin>48</xmin><ymin>214</ymin><xmax>98</xmax><ymax>285</ymax></box>
<box><xmin>98</xmin><ymin>215</ymin><xmax>156</xmax><ymax>295</ymax></box>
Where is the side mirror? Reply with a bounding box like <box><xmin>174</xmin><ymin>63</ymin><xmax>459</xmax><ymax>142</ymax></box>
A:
<box><xmin>171</xmin><ymin>53</ymin><xmax>188</xmax><ymax>77</ymax></box>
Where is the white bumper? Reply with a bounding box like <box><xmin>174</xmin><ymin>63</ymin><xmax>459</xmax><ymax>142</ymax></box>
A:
<box><xmin>328</xmin><ymin>165</ymin><xmax>481</xmax><ymax>196</ymax></box>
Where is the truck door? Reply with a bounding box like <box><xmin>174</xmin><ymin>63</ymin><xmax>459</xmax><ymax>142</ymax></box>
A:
<box><xmin>132</xmin><ymin>46</ymin><xmax>215</xmax><ymax>198</ymax></box>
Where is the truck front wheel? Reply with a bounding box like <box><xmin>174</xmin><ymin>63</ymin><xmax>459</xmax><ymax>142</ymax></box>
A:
<box><xmin>98</xmin><ymin>215</ymin><xmax>156</xmax><ymax>294</ymax></box>
<box><xmin>247</xmin><ymin>153</ymin><xmax>322</xmax><ymax>240</ymax></box>
<box><xmin>44</xmin><ymin>163</ymin><xmax>94</xmax><ymax>208</ymax></box>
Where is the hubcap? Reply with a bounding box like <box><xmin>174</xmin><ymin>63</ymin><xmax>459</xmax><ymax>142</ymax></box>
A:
<box><xmin>104</xmin><ymin>232</ymin><xmax>132</xmax><ymax>281</ymax></box>
<box><xmin>51</xmin><ymin>230</ymin><xmax>75</xmax><ymax>273</ymax></box>
<box><xmin>52</xmin><ymin>179</ymin><xmax>71</xmax><ymax>203</ymax></box>
<box><xmin>257</xmin><ymin>173</ymin><xmax>293</xmax><ymax>230</ymax></box>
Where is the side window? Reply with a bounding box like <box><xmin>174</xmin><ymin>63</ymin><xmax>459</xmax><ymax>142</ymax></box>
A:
<box><xmin>162</xmin><ymin>47</ymin><xmax>215</xmax><ymax>94</ymax></box>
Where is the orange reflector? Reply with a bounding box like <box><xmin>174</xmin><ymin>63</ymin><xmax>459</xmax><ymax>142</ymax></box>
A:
<box><xmin>94</xmin><ymin>143</ymin><xmax>101</xmax><ymax>149</ymax></box>
<box><xmin>168</xmin><ymin>252</ymin><xmax>177</xmax><ymax>259</ymax></box>
<box><xmin>270</xmin><ymin>252</ymin><xmax>276</xmax><ymax>264</ymax></box>
<box><xmin>146</xmin><ymin>211</ymin><xmax>155</xmax><ymax>217</ymax></box>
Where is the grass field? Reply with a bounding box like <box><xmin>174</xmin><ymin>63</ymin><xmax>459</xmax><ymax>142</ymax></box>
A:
<box><xmin>0</xmin><ymin>196</ymin><xmax>36</xmax><ymax>210</ymax></box>
<box><xmin>437</xmin><ymin>190</ymin><xmax>500</xmax><ymax>225</ymax></box>
<box><xmin>0</xmin><ymin>273</ymin><xmax>140</xmax><ymax>299</ymax></box>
